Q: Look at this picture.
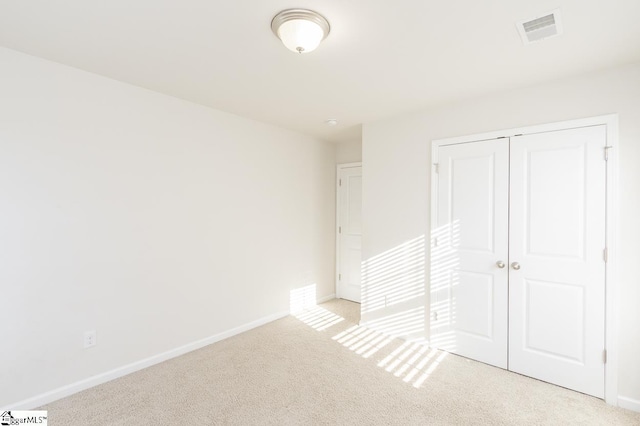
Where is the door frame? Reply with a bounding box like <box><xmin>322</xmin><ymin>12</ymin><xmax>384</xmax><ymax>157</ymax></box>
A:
<box><xmin>430</xmin><ymin>114</ymin><xmax>619</xmax><ymax>405</ymax></box>
<box><xmin>336</xmin><ymin>162</ymin><xmax>363</xmax><ymax>301</ymax></box>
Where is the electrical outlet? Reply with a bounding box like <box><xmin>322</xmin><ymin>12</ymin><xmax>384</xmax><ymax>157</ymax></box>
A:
<box><xmin>84</xmin><ymin>330</ymin><xmax>96</xmax><ymax>349</ymax></box>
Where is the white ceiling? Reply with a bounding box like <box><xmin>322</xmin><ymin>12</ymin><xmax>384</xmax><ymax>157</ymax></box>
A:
<box><xmin>1</xmin><ymin>0</ymin><xmax>639</xmax><ymax>143</ymax></box>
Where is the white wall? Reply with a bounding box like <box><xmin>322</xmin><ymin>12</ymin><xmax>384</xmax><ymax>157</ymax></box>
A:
<box><xmin>0</xmin><ymin>47</ymin><xmax>336</xmax><ymax>407</ymax></box>
<box><xmin>362</xmin><ymin>62</ymin><xmax>640</xmax><ymax>405</ymax></box>
<box><xmin>336</xmin><ymin>139</ymin><xmax>362</xmax><ymax>164</ymax></box>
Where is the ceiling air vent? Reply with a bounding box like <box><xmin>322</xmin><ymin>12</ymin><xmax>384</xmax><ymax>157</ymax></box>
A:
<box><xmin>517</xmin><ymin>9</ymin><xmax>563</xmax><ymax>45</ymax></box>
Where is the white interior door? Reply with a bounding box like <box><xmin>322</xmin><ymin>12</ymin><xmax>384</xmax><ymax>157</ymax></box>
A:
<box><xmin>430</xmin><ymin>139</ymin><xmax>509</xmax><ymax>368</ymax></box>
<box><xmin>508</xmin><ymin>126</ymin><xmax>607</xmax><ymax>398</ymax></box>
<box><xmin>337</xmin><ymin>164</ymin><xmax>362</xmax><ymax>303</ymax></box>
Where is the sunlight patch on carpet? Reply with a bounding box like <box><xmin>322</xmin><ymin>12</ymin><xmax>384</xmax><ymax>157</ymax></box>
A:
<box><xmin>293</xmin><ymin>306</ymin><xmax>344</xmax><ymax>331</ymax></box>
<box><xmin>290</xmin><ymin>286</ymin><xmax>447</xmax><ymax>388</ymax></box>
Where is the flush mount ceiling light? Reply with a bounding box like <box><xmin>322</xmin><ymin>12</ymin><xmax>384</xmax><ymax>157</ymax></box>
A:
<box><xmin>271</xmin><ymin>9</ymin><xmax>330</xmax><ymax>54</ymax></box>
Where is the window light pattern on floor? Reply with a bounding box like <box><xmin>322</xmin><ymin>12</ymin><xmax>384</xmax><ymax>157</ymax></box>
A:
<box><xmin>332</xmin><ymin>320</ymin><xmax>447</xmax><ymax>388</ymax></box>
<box><xmin>290</xmin><ymin>285</ymin><xmax>446</xmax><ymax>389</ymax></box>
<box><xmin>294</xmin><ymin>306</ymin><xmax>344</xmax><ymax>331</ymax></box>
<box><xmin>290</xmin><ymin>284</ymin><xmax>344</xmax><ymax>331</ymax></box>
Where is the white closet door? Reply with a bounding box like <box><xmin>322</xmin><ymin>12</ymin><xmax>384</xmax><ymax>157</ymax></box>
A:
<box><xmin>508</xmin><ymin>126</ymin><xmax>607</xmax><ymax>398</ymax></box>
<box><xmin>337</xmin><ymin>165</ymin><xmax>362</xmax><ymax>303</ymax></box>
<box><xmin>431</xmin><ymin>139</ymin><xmax>509</xmax><ymax>368</ymax></box>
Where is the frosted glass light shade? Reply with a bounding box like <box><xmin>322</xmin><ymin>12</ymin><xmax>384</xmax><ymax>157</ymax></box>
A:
<box><xmin>278</xmin><ymin>19</ymin><xmax>324</xmax><ymax>53</ymax></box>
<box><xmin>272</xmin><ymin>9</ymin><xmax>330</xmax><ymax>54</ymax></box>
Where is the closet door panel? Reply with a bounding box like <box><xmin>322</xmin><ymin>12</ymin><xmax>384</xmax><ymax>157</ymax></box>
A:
<box><xmin>431</xmin><ymin>139</ymin><xmax>509</xmax><ymax>368</ymax></box>
<box><xmin>508</xmin><ymin>126</ymin><xmax>606</xmax><ymax>398</ymax></box>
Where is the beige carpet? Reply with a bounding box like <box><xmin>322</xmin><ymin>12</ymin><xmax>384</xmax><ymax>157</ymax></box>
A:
<box><xmin>41</xmin><ymin>299</ymin><xmax>639</xmax><ymax>425</ymax></box>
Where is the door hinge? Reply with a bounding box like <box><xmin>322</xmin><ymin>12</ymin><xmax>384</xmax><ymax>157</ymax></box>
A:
<box><xmin>603</xmin><ymin>349</ymin><xmax>607</xmax><ymax>364</ymax></box>
<box><xmin>339</xmin><ymin>273</ymin><xmax>341</xmax><ymax>281</ymax></box>
<box><xmin>339</xmin><ymin>178</ymin><xmax>342</xmax><ymax>186</ymax></box>
<box><xmin>433</xmin><ymin>163</ymin><xmax>439</xmax><ymax>174</ymax></box>
<box><xmin>604</xmin><ymin>146</ymin><xmax>613</xmax><ymax>161</ymax></box>
<box><xmin>603</xmin><ymin>247</ymin><xmax>608</xmax><ymax>263</ymax></box>
<box><xmin>339</xmin><ymin>226</ymin><xmax>342</xmax><ymax>234</ymax></box>
<box><xmin>433</xmin><ymin>311</ymin><xmax>438</xmax><ymax>321</ymax></box>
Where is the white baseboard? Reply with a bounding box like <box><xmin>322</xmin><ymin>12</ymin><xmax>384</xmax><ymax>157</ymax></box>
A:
<box><xmin>618</xmin><ymin>396</ymin><xmax>640</xmax><ymax>412</ymax></box>
<box><xmin>2</xmin><ymin>309</ymin><xmax>289</xmax><ymax>411</ymax></box>
<box><xmin>317</xmin><ymin>293</ymin><xmax>336</xmax><ymax>303</ymax></box>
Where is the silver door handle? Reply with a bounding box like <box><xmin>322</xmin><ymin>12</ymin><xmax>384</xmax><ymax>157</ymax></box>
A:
<box><xmin>496</xmin><ymin>261</ymin><xmax>505</xmax><ymax>269</ymax></box>
<box><xmin>511</xmin><ymin>262</ymin><xmax>521</xmax><ymax>270</ymax></box>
